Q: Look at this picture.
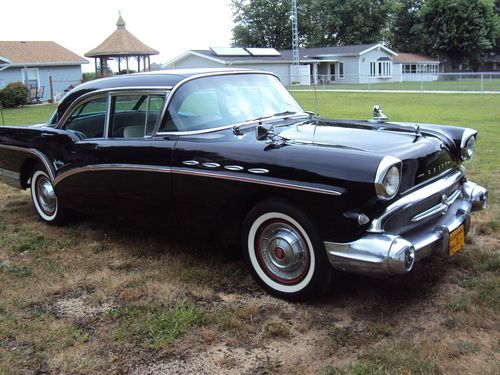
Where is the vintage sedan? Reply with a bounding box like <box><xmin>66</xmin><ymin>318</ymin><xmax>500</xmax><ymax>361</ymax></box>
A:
<box><xmin>0</xmin><ymin>69</ymin><xmax>488</xmax><ymax>300</ymax></box>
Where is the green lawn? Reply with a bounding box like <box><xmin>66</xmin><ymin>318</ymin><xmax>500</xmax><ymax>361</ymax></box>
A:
<box><xmin>289</xmin><ymin>77</ymin><xmax>500</xmax><ymax>92</ymax></box>
<box><xmin>0</xmin><ymin>104</ymin><xmax>56</xmax><ymax>126</ymax></box>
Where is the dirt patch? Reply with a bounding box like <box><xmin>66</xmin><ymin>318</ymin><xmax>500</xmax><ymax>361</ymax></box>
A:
<box><xmin>52</xmin><ymin>294</ymin><xmax>116</xmax><ymax>320</ymax></box>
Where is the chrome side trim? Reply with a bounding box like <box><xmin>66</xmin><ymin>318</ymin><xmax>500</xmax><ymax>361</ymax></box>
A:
<box><xmin>224</xmin><ymin>165</ymin><xmax>244</xmax><ymax>171</ymax></box>
<box><xmin>368</xmin><ymin>169</ymin><xmax>463</xmax><ymax>233</ymax></box>
<box><xmin>248</xmin><ymin>168</ymin><xmax>269</xmax><ymax>174</ymax></box>
<box><xmin>54</xmin><ymin>164</ymin><xmax>172</xmax><ymax>186</ymax></box>
<box><xmin>0</xmin><ymin>144</ymin><xmax>55</xmax><ymax>181</ymax></box>
<box><xmin>182</xmin><ymin>160</ymin><xmax>199</xmax><ymax>166</ymax></box>
<box><xmin>52</xmin><ymin>163</ymin><xmax>343</xmax><ymax>196</ymax></box>
<box><xmin>411</xmin><ymin>189</ymin><xmax>461</xmax><ymax>223</ymax></box>
<box><xmin>202</xmin><ymin>162</ymin><xmax>220</xmax><ymax>168</ymax></box>
<box><xmin>171</xmin><ymin>167</ymin><xmax>343</xmax><ymax>196</ymax></box>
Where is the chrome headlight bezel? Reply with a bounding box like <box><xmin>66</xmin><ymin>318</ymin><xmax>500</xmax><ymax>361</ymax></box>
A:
<box><xmin>460</xmin><ymin>129</ymin><xmax>477</xmax><ymax>161</ymax></box>
<box><xmin>374</xmin><ymin>156</ymin><xmax>402</xmax><ymax>200</ymax></box>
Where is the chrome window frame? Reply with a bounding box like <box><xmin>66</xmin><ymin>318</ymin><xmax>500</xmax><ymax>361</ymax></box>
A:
<box><xmin>56</xmin><ymin>87</ymin><xmax>172</xmax><ymax>140</ymax></box>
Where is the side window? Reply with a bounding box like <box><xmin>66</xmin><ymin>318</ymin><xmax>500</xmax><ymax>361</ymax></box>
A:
<box><xmin>64</xmin><ymin>96</ymin><xmax>107</xmax><ymax>139</ymax></box>
<box><xmin>109</xmin><ymin>94</ymin><xmax>166</xmax><ymax>138</ymax></box>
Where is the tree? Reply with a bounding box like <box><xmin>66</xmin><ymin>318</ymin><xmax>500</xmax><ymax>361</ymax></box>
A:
<box><xmin>231</xmin><ymin>0</ymin><xmax>296</xmax><ymax>49</ymax></box>
<box><xmin>390</xmin><ymin>0</ymin><xmax>423</xmax><ymax>52</ymax></box>
<box><xmin>231</xmin><ymin>0</ymin><xmax>397</xmax><ymax>49</ymax></box>
<box><xmin>304</xmin><ymin>0</ymin><xmax>397</xmax><ymax>47</ymax></box>
<box><xmin>420</xmin><ymin>0</ymin><xmax>497</xmax><ymax>70</ymax></box>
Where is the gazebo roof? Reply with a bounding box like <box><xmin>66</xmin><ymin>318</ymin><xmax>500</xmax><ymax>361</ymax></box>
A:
<box><xmin>85</xmin><ymin>15</ymin><xmax>159</xmax><ymax>58</ymax></box>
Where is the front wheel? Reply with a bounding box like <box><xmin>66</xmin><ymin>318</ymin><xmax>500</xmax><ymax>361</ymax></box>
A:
<box><xmin>242</xmin><ymin>200</ymin><xmax>334</xmax><ymax>301</ymax></box>
<box><xmin>30</xmin><ymin>166</ymin><xmax>67</xmax><ymax>225</ymax></box>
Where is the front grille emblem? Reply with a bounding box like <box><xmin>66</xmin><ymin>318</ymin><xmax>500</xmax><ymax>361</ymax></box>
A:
<box><xmin>441</xmin><ymin>194</ymin><xmax>449</xmax><ymax>214</ymax></box>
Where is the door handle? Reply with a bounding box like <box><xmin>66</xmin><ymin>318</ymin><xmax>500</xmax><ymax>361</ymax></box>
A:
<box><xmin>41</xmin><ymin>132</ymin><xmax>55</xmax><ymax>138</ymax></box>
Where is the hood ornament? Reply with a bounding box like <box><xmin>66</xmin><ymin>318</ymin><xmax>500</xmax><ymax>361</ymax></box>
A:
<box><xmin>372</xmin><ymin>105</ymin><xmax>388</xmax><ymax>123</ymax></box>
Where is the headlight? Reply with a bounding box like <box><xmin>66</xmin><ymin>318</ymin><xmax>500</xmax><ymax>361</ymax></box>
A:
<box><xmin>461</xmin><ymin>136</ymin><xmax>476</xmax><ymax>160</ymax></box>
<box><xmin>375</xmin><ymin>156</ymin><xmax>402</xmax><ymax>200</ymax></box>
<box><xmin>460</xmin><ymin>129</ymin><xmax>477</xmax><ymax>161</ymax></box>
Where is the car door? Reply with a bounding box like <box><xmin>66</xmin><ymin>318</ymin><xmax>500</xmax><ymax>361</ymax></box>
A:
<box><xmin>52</xmin><ymin>94</ymin><xmax>111</xmax><ymax>213</ymax></box>
<box><xmin>89</xmin><ymin>92</ymin><xmax>176</xmax><ymax>223</ymax></box>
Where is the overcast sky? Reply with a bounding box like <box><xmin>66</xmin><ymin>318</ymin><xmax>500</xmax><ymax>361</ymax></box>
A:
<box><xmin>0</xmin><ymin>0</ymin><xmax>235</xmax><ymax>71</ymax></box>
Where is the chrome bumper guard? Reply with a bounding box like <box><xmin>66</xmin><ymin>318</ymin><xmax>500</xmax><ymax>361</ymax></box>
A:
<box><xmin>324</xmin><ymin>180</ymin><xmax>488</xmax><ymax>276</ymax></box>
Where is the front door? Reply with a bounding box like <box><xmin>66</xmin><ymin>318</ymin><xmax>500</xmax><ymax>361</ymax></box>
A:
<box><xmin>55</xmin><ymin>92</ymin><xmax>176</xmax><ymax>224</ymax></box>
<box><xmin>330</xmin><ymin>63</ymin><xmax>336</xmax><ymax>82</ymax></box>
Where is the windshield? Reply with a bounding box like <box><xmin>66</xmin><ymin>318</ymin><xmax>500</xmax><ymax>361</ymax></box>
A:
<box><xmin>160</xmin><ymin>73</ymin><xmax>303</xmax><ymax>132</ymax></box>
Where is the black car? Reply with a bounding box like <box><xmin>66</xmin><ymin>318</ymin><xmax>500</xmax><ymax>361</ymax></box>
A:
<box><xmin>0</xmin><ymin>69</ymin><xmax>488</xmax><ymax>301</ymax></box>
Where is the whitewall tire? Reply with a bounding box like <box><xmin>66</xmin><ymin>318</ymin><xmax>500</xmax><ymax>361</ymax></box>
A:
<box><xmin>30</xmin><ymin>167</ymin><xmax>66</xmax><ymax>225</ymax></box>
<box><xmin>242</xmin><ymin>200</ymin><xmax>334</xmax><ymax>301</ymax></box>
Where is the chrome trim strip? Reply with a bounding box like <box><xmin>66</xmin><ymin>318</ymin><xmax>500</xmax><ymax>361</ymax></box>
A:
<box><xmin>0</xmin><ymin>144</ymin><xmax>55</xmax><ymax>181</ymax></box>
<box><xmin>54</xmin><ymin>164</ymin><xmax>172</xmax><ymax>186</ymax></box>
<box><xmin>182</xmin><ymin>160</ymin><xmax>199</xmax><ymax>166</ymax></box>
<box><xmin>248</xmin><ymin>168</ymin><xmax>269</xmax><ymax>174</ymax></box>
<box><xmin>52</xmin><ymin>163</ymin><xmax>343</xmax><ymax>196</ymax></box>
<box><xmin>368</xmin><ymin>169</ymin><xmax>463</xmax><ymax>233</ymax></box>
<box><xmin>411</xmin><ymin>189</ymin><xmax>461</xmax><ymax>223</ymax></box>
<box><xmin>224</xmin><ymin>165</ymin><xmax>244</xmax><ymax>171</ymax></box>
<box><xmin>171</xmin><ymin>167</ymin><xmax>343</xmax><ymax>196</ymax></box>
<box><xmin>202</xmin><ymin>162</ymin><xmax>220</xmax><ymax>168</ymax></box>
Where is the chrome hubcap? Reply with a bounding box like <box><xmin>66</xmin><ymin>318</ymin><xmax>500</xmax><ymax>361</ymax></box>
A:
<box><xmin>36</xmin><ymin>175</ymin><xmax>56</xmax><ymax>215</ymax></box>
<box><xmin>257</xmin><ymin>220</ymin><xmax>309</xmax><ymax>283</ymax></box>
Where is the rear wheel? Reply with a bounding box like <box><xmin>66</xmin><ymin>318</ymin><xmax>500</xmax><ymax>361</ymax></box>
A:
<box><xmin>30</xmin><ymin>166</ymin><xmax>67</xmax><ymax>225</ymax></box>
<box><xmin>242</xmin><ymin>199</ymin><xmax>334</xmax><ymax>301</ymax></box>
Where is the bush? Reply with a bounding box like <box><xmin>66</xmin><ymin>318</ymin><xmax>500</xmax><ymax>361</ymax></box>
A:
<box><xmin>0</xmin><ymin>82</ymin><xmax>29</xmax><ymax>108</ymax></box>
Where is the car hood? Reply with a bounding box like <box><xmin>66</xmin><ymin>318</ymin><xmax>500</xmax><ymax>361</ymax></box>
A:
<box><xmin>275</xmin><ymin>118</ymin><xmax>458</xmax><ymax>190</ymax></box>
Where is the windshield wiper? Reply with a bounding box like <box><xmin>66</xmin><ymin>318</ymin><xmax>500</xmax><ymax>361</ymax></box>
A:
<box><xmin>232</xmin><ymin>111</ymin><xmax>305</xmax><ymax>135</ymax></box>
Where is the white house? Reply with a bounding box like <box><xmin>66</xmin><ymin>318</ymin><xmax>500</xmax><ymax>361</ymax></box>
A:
<box><xmin>393</xmin><ymin>53</ymin><xmax>440</xmax><ymax>82</ymax></box>
<box><xmin>165</xmin><ymin>43</ymin><xmax>400</xmax><ymax>86</ymax></box>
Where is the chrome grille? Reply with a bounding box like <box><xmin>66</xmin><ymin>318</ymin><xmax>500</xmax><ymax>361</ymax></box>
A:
<box><xmin>383</xmin><ymin>181</ymin><xmax>461</xmax><ymax>235</ymax></box>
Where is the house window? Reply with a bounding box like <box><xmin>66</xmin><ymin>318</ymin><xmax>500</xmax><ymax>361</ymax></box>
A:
<box><xmin>371</xmin><ymin>59</ymin><xmax>391</xmax><ymax>78</ymax></box>
<box><xmin>338</xmin><ymin>62</ymin><xmax>344</xmax><ymax>79</ymax></box>
<box><xmin>22</xmin><ymin>68</ymin><xmax>40</xmax><ymax>89</ymax></box>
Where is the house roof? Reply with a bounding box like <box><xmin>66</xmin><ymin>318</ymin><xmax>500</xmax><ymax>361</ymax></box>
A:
<box><xmin>394</xmin><ymin>53</ymin><xmax>439</xmax><ymax>63</ymax></box>
<box><xmin>0</xmin><ymin>41</ymin><xmax>87</xmax><ymax>67</ymax></box>
<box><xmin>167</xmin><ymin>43</ymin><xmax>397</xmax><ymax>66</ymax></box>
<box><xmin>85</xmin><ymin>15</ymin><xmax>159</xmax><ymax>58</ymax></box>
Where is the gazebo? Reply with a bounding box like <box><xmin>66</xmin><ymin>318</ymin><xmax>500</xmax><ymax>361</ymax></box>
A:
<box><xmin>85</xmin><ymin>14</ymin><xmax>159</xmax><ymax>77</ymax></box>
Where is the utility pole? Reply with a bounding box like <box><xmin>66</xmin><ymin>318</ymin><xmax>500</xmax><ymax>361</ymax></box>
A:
<box><xmin>291</xmin><ymin>0</ymin><xmax>299</xmax><ymax>68</ymax></box>
<box><xmin>290</xmin><ymin>0</ymin><xmax>300</xmax><ymax>85</ymax></box>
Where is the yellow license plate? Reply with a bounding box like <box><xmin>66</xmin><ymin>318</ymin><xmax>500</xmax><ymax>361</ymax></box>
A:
<box><xmin>449</xmin><ymin>225</ymin><xmax>465</xmax><ymax>256</ymax></box>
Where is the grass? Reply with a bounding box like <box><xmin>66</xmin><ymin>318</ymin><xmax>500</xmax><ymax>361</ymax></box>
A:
<box><xmin>0</xmin><ymin>104</ymin><xmax>55</xmax><ymax>126</ymax></box>
<box><xmin>0</xmin><ymin>92</ymin><xmax>498</xmax><ymax>374</ymax></box>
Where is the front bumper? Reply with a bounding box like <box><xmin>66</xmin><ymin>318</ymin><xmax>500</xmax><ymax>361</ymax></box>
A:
<box><xmin>324</xmin><ymin>179</ymin><xmax>488</xmax><ymax>276</ymax></box>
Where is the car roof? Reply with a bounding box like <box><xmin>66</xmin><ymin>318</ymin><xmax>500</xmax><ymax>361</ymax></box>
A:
<box><xmin>54</xmin><ymin>68</ymin><xmax>254</xmax><ymax>121</ymax></box>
